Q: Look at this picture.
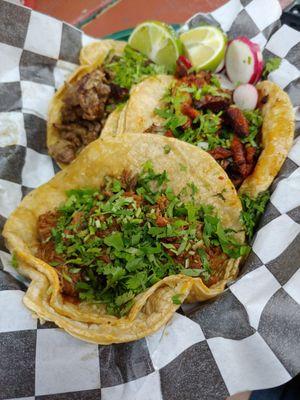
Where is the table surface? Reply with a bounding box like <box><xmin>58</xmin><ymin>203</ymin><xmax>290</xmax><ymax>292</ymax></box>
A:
<box><xmin>32</xmin><ymin>0</ymin><xmax>292</xmax><ymax>37</ymax></box>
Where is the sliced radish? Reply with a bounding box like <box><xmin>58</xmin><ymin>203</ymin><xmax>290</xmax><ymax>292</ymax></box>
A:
<box><xmin>215</xmin><ymin>73</ymin><xmax>235</xmax><ymax>90</ymax></box>
<box><xmin>233</xmin><ymin>84</ymin><xmax>258</xmax><ymax>110</ymax></box>
<box><xmin>215</xmin><ymin>58</ymin><xmax>225</xmax><ymax>73</ymax></box>
<box><xmin>225</xmin><ymin>37</ymin><xmax>263</xmax><ymax>85</ymax></box>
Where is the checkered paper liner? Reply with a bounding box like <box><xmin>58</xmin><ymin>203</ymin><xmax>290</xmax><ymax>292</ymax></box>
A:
<box><xmin>0</xmin><ymin>0</ymin><xmax>299</xmax><ymax>398</ymax></box>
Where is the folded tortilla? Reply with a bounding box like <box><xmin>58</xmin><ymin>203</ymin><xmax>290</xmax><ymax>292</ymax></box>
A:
<box><xmin>4</xmin><ymin>134</ymin><xmax>245</xmax><ymax>344</ymax></box>
<box><xmin>115</xmin><ymin>76</ymin><xmax>294</xmax><ymax>198</ymax></box>
<box><xmin>47</xmin><ymin>39</ymin><xmax>127</xmax><ymax>169</ymax></box>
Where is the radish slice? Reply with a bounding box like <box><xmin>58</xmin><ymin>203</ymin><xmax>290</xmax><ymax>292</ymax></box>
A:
<box><xmin>233</xmin><ymin>84</ymin><xmax>258</xmax><ymax>110</ymax></box>
<box><xmin>215</xmin><ymin>58</ymin><xmax>225</xmax><ymax>73</ymax></box>
<box><xmin>215</xmin><ymin>73</ymin><xmax>235</xmax><ymax>90</ymax></box>
<box><xmin>225</xmin><ymin>37</ymin><xmax>263</xmax><ymax>85</ymax></box>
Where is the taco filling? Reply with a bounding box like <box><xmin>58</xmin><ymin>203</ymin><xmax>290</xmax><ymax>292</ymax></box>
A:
<box><xmin>36</xmin><ymin>163</ymin><xmax>248</xmax><ymax>316</ymax></box>
<box><xmin>50</xmin><ymin>45</ymin><xmax>166</xmax><ymax>164</ymax></box>
<box><xmin>147</xmin><ymin>62</ymin><xmax>263</xmax><ymax>188</ymax></box>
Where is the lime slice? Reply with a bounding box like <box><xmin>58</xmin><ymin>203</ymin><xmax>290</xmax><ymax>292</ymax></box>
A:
<box><xmin>128</xmin><ymin>21</ymin><xmax>182</xmax><ymax>72</ymax></box>
<box><xmin>180</xmin><ymin>26</ymin><xmax>227</xmax><ymax>71</ymax></box>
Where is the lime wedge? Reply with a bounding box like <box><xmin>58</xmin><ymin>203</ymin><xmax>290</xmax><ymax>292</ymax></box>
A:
<box><xmin>128</xmin><ymin>21</ymin><xmax>182</xmax><ymax>72</ymax></box>
<box><xmin>180</xmin><ymin>26</ymin><xmax>227</xmax><ymax>71</ymax></box>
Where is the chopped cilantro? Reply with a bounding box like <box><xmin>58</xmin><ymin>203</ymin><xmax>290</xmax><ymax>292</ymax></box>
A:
<box><xmin>240</xmin><ymin>191</ymin><xmax>270</xmax><ymax>239</ymax></box>
<box><xmin>11</xmin><ymin>253</ymin><xmax>18</xmax><ymax>269</ymax></box>
<box><xmin>155</xmin><ymin>80</ymin><xmax>232</xmax><ymax>150</ymax></box>
<box><xmin>182</xmin><ymin>269</ymin><xmax>202</xmax><ymax>277</ymax></box>
<box><xmin>40</xmin><ymin>164</ymin><xmax>247</xmax><ymax>317</ymax></box>
<box><xmin>242</xmin><ymin>109</ymin><xmax>263</xmax><ymax>148</ymax></box>
<box><xmin>210</xmin><ymin>74</ymin><xmax>221</xmax><ymax>88</ymax></box>
<box><xmin>104</xmin><ymin>45</ymin><xmax>167</xmax><ymax>90</ymax></box>
<box><xmin>163</xmin><ymin>144</ymin><xmax>171</xmax><ymax>154</ymax></box>
<box><xmin>172</xmin><ymin>294</ymin><xmax>182</xmax><ymax>305</ymax></box>
<box><xmin>103</xmin><ymin>232</ymin><xmax>124</xmax><ymax>251</ymax></box>
<box><xmin>262</xmin><ymin>57</ymin><xmax>281</xmax><ymax>80</ymax></box>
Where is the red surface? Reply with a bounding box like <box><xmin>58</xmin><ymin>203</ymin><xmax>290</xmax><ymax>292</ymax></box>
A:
<box><xmin>33</xmin><ymin>0</ymin><xmax>113</xmax><ymax>25</ymax></box>
<box><xmin>32</xmin><ymin>0</ymin><xmax>292</xmax><ymax>38</ymax></box>
<box><xmin>82</xmin><ymin>0</ymin><xmax>227</xmax><ymax>37</ymax></box>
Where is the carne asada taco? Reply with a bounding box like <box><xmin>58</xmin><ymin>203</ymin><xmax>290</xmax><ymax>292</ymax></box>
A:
<box><xmin>116</xmin><ymin>71</ymin><xmax>294</xmax><ymax>199</ymax></box>
<box><xmin>4</xmin><ymin>134</ymin><xmax>248</xmax><ymax>344</ymax></box>
<box><xmin>47</xmin><ymin>42</ymin><xmax>167</xmax><ymax>168</ymax></box>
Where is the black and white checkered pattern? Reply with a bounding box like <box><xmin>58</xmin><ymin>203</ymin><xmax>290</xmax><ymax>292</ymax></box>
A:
<box><xmin>0</xmin><ymin>0</ymin><xmax>300</xmax><ymax>398</ymax></box>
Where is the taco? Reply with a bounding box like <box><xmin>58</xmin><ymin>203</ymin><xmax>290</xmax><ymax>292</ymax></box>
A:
<box><xmin>116</xmin><ymin>71</ymin><xmax>294</xmax><ymax>199</ymax></box>
<box><xmin>3</xmin><ymin>134</ymin><xmax>248</xmax><ymax>344</ymax></box>
<box><xmin>47</xmin><ymin>42</ymin><xmax>167</xmax><ymax>168</ymax></box>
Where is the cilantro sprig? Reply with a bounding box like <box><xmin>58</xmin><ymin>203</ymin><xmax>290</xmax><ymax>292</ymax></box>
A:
<box><xmin>240</xmin><ymin>191</ymin><xmax>270</xmax><ymax>239</ymax></box>
<box><xmin>262</xmin><ymin>57</ymin><xmax>281</xmax><ymax>80</ymax></box>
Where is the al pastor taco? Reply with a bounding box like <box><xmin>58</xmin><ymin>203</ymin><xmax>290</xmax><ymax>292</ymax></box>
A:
<box><xmin>47</xmin><ymin>42</ymin><xmax>167</xmax><ymax>167</ymax></box>
<box><xmin>116</xmin><ymin>67</ymin><xmax>294</xmax><ymax>200</ymax></box>
<box><xmin>3</xmin><ymin>134</ymin><xmax>248</xmax><ymax>344</ymax></box>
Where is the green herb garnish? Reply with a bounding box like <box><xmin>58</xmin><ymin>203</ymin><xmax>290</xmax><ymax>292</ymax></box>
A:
<box><xmin>242</xmin><ymin>109</ymin><xmax>263</xmax><ymax>148</ymax></box>
<box><xmin>262</xmin><ymin>57</ymin><xmax>281</xmax><ymax>79</ymax></box>
<box><xmin>40</xmin><ymin>164</ymin><xmax>248</xmax><ymax>317</ymax></box>
<box><xmin>11</xmin><ymin>253</ymin><xmax>18</xmax><ymax>269</ymax></box>
<box><xmin>163</xmin><ymin>144</ymin><xmax>171</xmax><ymax>154</ymax></box>
<box><xmin>240</xmin><ymin>191</ymin><xmax>270</xmax><ymax>239</ymax></box>
<box><xmin>104</xmin><ymin>45</ymin><xmax>167</xmax><ymax>90</ymax></box>
<box><xmin>172</xmin><ymin>294</ymin><xmax>182</xmax><ymax>305</ymax></box>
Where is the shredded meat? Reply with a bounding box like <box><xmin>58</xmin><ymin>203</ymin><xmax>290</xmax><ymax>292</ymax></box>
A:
<box><xmin>226</xmin><ymin>106</ymin><xmax>249</xmax><ymax>137</ymax></box>
<box><xmin>156</xmin><ymin>215</ymin><xmax>169</xmax><ymax>227</ymax></box>
<box><xmin>37</xmin><ymin>241</ymin><xmax>64</xmax><ymax>264</ymax></box>
<box><xmin>95</xmin><ymin>220</ymin><xmax>121</xmax><ymax>238</ymax></box>
<box><xmin>157</xmin><ymin>195</ymin><xmax>169</xmax><ymax>211</ymax></box>
<box><xmin>37</xmin><ymin>211</ymin><xmax>60</xmax><ymax>242</ymax></box>
<box><xmin>208</xmin><ymin>147</ymin><xmax>232</xmax><ymax>160</ymax></box>
<box><xmin>56</xmin><ymin>265</ymin><xmax>81</xmax><ymax>298</ymax></box>
<box><xmin>121</xmin><ymin>169</ymin><xmax>138</xmax><ymax>191</ymax></box>
<box><xmin>124</xmin><ymin>191</ymin><xmax>144</xmax><ymax>207</ymax></box>
<box><xmin>71</xmin><ymin>211</ymin><xmax>84</xmax><ymax>227</ymax></box>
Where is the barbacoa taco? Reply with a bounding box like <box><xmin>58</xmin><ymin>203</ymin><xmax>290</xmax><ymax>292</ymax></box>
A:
<box><xmin>115</xmin><ymin>70</ymin><xmax>294</xmax><ymax>200</ymax></box>
<box><xmin>47</xmin><ymin>41</ymin><xmax>167</xmax><ymax>167</ymax></box>
<box><xmin>3</xmin><ymin>134</ymin><xmax>248</xmax><ymax>344</ymax></box>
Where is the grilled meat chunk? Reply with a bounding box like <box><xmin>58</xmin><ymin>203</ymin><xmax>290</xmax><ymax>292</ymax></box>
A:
<box><xmin>194</xmin><ymin>93</ymin><xmax>232</xmax><ymax>113</ymax></box>
<box><xmin>226</xmin><ymin>106</ymin><xmax>249</xmax><ymax>137</ymax></box>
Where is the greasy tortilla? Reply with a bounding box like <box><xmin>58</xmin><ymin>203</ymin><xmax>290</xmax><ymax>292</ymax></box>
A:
<box><xmin>4</xmin><ymin>134</ymin><xmax>245</xmax><ymax>344</ymax></box>
<box><xmin>239</xmin><ymin>81</ymin><xmax>295</xmax><ymax>197</ymax></box>
<box><xmin>79</xmin><ymin>39</ymin><xmax>127</xmax><ymax>66</ymax></box>
<box><xmin>117</xmin><ymin>76</ymin><xmax>294</xmax><ymax>198</ymax></box>
<box><xmin>47</xmin><ymin>39</ymin><xmax>126</xmax><ymax>169</ymax></box>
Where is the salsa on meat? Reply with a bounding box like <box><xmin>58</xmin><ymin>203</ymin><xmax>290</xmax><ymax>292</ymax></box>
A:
<box><xmin>148</xmin><ymin>58</ymin><xmax>264</xmax><ymax>188</ymax></box>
